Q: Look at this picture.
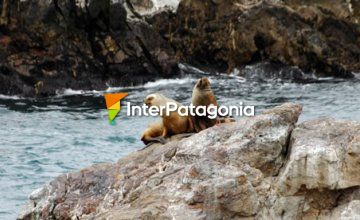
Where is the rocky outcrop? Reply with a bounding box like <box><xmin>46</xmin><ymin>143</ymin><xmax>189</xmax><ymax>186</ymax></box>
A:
<box><xmin>259</xmin><ymin>117</ymin><xmax>360</xmax><ymax>219</ymax></box>
<box><xmin>284</xmin><ymin>0</ymin><xmax>360</xmax><ymax>23</ymax></box>
<box><xmin>18</xmin><ymin>103</ymin><xmax>360</xmax><ymax>219</ymax></box>
<box><xmin>150</xmin><ymin>0</ymin><xmax>360</xmax><ymax>77</ymax></box>
<box><xmin>278</xmin><ymin>118</ymin><xmax>360</xmax><ymax>195</ymax></box>
<box><xmin>0</xmin><ymin>0</ymin><xmax>179</xmax><ymax>97</ymax></box>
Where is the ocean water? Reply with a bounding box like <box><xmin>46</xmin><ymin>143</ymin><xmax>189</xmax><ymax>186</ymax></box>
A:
<box><xmin>0</xmin><ymin>65</ymin><xmax>360</xmax><ymax>219</ymax></box>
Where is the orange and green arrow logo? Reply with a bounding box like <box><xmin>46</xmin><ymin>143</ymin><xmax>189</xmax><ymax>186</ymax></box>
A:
<box><xmin>104</xmin><ymin>93</ymin><xmax>128</xmax><ymax>125</ymax></box>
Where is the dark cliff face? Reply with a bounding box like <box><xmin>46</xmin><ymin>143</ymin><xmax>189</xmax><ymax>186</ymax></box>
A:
<box><xmin>0</xmin><ymin>0</ymin><xmax>178</xmax><ymax>97</ymax></box>
<box><xmin>150</xmin><ymin>0</ymin><xmax>360</xmax><ymax>77</ymax></box>
<box><xmin>1</xmin><ymin>0</ymin><xmax>360</xmax><ymax>97</ymax></box>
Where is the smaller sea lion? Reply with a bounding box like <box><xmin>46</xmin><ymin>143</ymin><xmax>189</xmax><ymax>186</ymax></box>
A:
<box><xmin>191</xmin><ymin>77</ymin><xmax>219</xmax><ymax>132</ymax></box>
<box><xmin>191</xmin><ymin>77</ymin><xmax>235</xmax><ymax>132</ymax></box>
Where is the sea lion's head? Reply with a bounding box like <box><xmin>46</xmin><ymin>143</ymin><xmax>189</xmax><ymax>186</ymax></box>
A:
<box><xmin>144</xmin><ymin>93</ymin><xmax>179</xmax><ymax>117</ymax></box>
<box><xmin>144</xmin><ymin>93</ymin><xmax>167</xmax><ymax>107</ymax></box>
<box><xmin>195</xmin><ymin>77</ymin><xmax>211</xmax><ymax>91</ymax></box>
<box><xmin>144</xmin><ymin>94</ymin><xmax>157</xmax><ymax>106</ymax></box>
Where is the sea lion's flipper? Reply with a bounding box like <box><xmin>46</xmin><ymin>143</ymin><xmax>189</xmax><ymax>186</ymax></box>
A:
<box><xmin>139</xmin><ymin>142</ymin><xmax>156</xmax><ymax>151</ymax></box>
<box><xmin>197</xmin><ymin>116</ymin><xmax>217</xmax><ymax>131</ymax></box>
<box><xmin>139</xmin><ymin>137</ymin><xmax>168</xmax><ymax>151</ymax></box>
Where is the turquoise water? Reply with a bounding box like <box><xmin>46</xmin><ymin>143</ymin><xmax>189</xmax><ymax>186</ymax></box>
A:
<box><xmin>0</xmin><ymin>69</ymin><xmax>360</xmax><ymax>219</ymax></box>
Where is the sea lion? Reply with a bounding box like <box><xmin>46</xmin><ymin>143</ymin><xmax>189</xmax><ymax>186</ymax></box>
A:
<box><xmin>141</xmin><ymin>121</ymin><xmax>166</xmax><ymax>145</ymax></box>
<box><xmin>191</xmin><ymin>77</ymin><xmax>235</xmax><ymax>132</ymax></box>
<box><xmin>191</xmin><ymin>77</ymin><xmax>218</xmax><ymax>132</ymax></box>
<box><xmin>141</xmin><ymin>93</ymin><xmax>194</xmax><ymax>144</ymax></box>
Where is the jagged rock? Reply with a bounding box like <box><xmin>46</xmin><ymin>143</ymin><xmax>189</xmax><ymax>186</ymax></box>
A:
<box><xmin>257</xmin><ymin>187</ymin><xmax>360</xmax><ymax>219</ymax></box>
<box><xmin>259</xmin><ymin>117</ymin><xmax>360</xmax><ymax>220</ymax></box>
<box><xmin>0</xmin><ymin>0</ymin><xmax>179</xmax><ymax>97</ymax></box>
<box><xmin>283</xmin><ymin>0</ymin><xmax>360</xmax><ymax>23</ymax></box>
<box><xmin>18</xmin><ymin>103</ymin><xmax>360</xmax><ymax>219</ymax></box>
<box><xmin>328</xmin><ymin>200</ymin><xmax>360</xmax><ymax>219</ymax></box>
<box><xmin>277</xmin><ymin>118</ymin><xmax>360</xmax><ymax>195</ymax></box>
<box><xmin>150</xmin><ymin>0</ymin><xmax>360</xmax><ymax>77</ymax></box>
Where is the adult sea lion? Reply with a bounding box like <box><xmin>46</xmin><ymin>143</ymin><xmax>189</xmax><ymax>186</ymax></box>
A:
<box><xmin>141</xmin><ymin>93</ymin><xmax>194</xmax><ymax>145</ymax></box>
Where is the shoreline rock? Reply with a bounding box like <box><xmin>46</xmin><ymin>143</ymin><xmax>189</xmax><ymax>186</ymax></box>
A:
<box><xmin>18</xmin><ymin>103</ymin><xmax>360</xmax><ymax>219</ymax></box>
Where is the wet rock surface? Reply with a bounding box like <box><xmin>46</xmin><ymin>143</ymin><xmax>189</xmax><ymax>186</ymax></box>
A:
<box><xmin>17</xmin><ymin>103</ymin><xmax>360</xmax><ymax>219</ymax></box>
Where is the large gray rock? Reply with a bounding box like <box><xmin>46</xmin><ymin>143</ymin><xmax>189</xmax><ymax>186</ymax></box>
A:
<box><xmin>277</xmin><ymin>118</ymin><xmax>360</xmax><ymax>195</ymax></box>
<box><xmin>259</xmin><ymin>118</ymin><xmax>360</xmax><ymax>220</ymax></box>
<box><xmin>18</xmin><ymin>103</ymin><xmax>360</xmax><ymax>219</ymax></box>
<box><xmin>18</xmin><ymin>103</ymin><xmax>301</xmax><ymax>219</ymax></box>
